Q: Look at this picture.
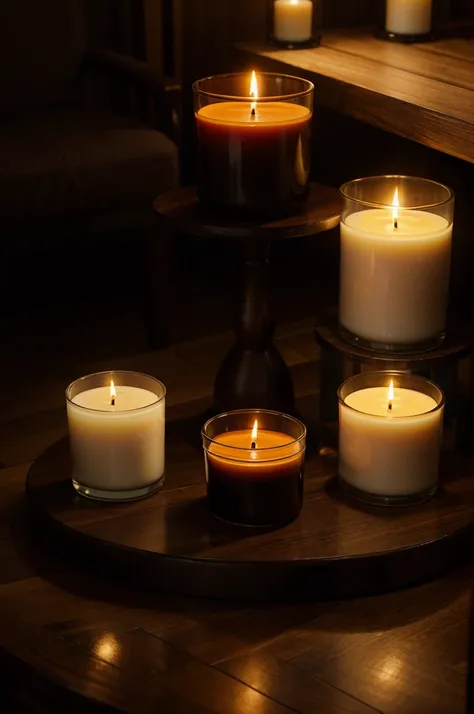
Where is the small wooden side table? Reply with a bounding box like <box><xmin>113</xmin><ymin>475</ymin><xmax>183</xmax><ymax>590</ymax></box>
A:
<box><xmin>154</xmin><ymin>183</ymin><xmax>341</xmax><ymax>414</ymax></box>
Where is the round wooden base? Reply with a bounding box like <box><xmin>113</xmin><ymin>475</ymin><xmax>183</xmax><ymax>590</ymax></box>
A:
<box><xmin>26</xmin><ymin>419</ymin><xmax>474</xmax><ymax>601</ymax></box>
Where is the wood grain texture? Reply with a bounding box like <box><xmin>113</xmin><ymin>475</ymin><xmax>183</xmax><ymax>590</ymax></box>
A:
<box><xmin>235</xmin><ymin>31</ymin><xmax>474</xmax><ymax>163</ymax></box>
<box><xmin>419</xmin><ymin>35</ymin><xmax>474</xmax><ymax>61</ymax></box>
<box><xmin>24</xmin><ymin>424</ymin><xmax>474</xmax><ymax>600</ymax></box>
<box><xmin>323</xmin><ymin>31</ymin><xmax>474</xmax><ymax>91</ymax></box>
<box><xmin>0</xmin><ymin>435</ymin><xmax>471</xmax><ymax>711</ymax></box>
<box><xmin>0</xmin><ymin>312</ymin><xmax>473</xmax><ymax>712</ymax></box>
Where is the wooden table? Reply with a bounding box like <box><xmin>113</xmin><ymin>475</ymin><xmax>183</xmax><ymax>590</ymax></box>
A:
<box><xmin>235</xmin><ymin>29</ymin><xmax>474</xmax><ymax>163</ymax></box>
<box><xmin>0</xmin><ymin>398</ymin><xmax>473</xmax><ymax>712</ymax></box>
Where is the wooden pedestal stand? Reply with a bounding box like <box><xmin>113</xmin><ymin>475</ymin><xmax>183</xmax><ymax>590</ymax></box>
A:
<box><xmin>25</xmin><ymin>192</ymin><xmax>474</xmax><ymax>604</ymax></box>
<box><xmin>154</xmin><ymin>184</ymin><xmax>341</xmax><ymax>414</ymax></box>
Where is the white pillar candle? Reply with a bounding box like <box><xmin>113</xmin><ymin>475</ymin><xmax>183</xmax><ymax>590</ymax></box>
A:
<box><xmin>274</xmin><ymin>0</ymin><xmax>313</xmax><ymax>43</ymax></box>
<box><xmin>386</xmin><ymin>0</ymin><xmax>433</xmax><ymax>36</ymax></box>
<box><xmin>67</xmin><ymin>373</ymin><xmax>165</xmax><ymax>500</ymax></box>
<box><xmin>339</xmin><ymin>207</ymin><xmax>452</xmax><ymax>347</ymax></box>
<box><xmin>339</xmin><ymin>380</ymin><xmax>443</xmax><ymax>499</ymax></box>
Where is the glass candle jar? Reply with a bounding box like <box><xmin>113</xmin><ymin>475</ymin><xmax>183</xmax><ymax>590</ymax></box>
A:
<box><xmin>66</xmin><ymin>370</ymin><xmax>166</xmax><ymax>502</ymax></box>
<box><xmin>378</xmin><ymin>0</ymin><xmax>434</xmax><ymax>42</ymax></box>
<box><xmin>339</xmin><ymin>175</ymin><xmax>454</xmax><ymax>353</ymax></box>
<box><xmin>202</xmin><ymin>409</ymin><xmax>306</xmax><ymax>527</ymax></box>
<box><xmin>267</xmin><ymin>0</ymin><xmax>320</xmax><ymax>48</ymax></box>
<box><xmin>193</xmin><ymin>72</ymin><xmax>314</xmax><ymax>220</ymax></box>
<box><xmin>338</xmin><ymin>371</ymin><xmax>444</xmax><ymax>506</ymax></box>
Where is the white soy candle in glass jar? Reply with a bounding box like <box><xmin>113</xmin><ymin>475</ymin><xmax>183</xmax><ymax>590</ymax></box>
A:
<box><xmin>386</xmin><ymin>0</ymin><xmax>433</xmax><ymax>37</ymax></box>
<box><xmin>339</xmin><ymin>175</ymin><xmax>454</xmax><ymax>352</ymax></box>
<box><xmin>338</xmin><ymin>371</ymin><xmax>444</xmax><ymax>506</ymax></box>
<box><xmin>273</xmin><ymin>0</ymin><xmax>313</xmax><ymax>43</ymax></box>
<box><xmin>66</xmin><ymin>370</ymin><xmax>165</xmax><ymax>502</ymax></box>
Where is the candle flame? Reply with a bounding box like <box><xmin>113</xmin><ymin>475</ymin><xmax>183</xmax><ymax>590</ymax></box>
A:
<box><xmin>249</xmin><ymin>71</ymin><xmax>258</xmax><ymax>99</ymax></box>
<box><xmin>110</xmin><ymin>379</ymin><xmax>116</xmax><ymax>405</ymax></box>
<box><xmin>387</xmin><ymin>379</ymin><xmax>394</xmax><ymax>408</ymax></box>
<box><xmin>392</xmin><ymin>187</ymin><xmax>399</xmax><ymax>228</ymax></box>
<box><xmin>249</xmin><ymin>70</ymin><xmax>258</xmax><ymax>117</ymax></box>
<box><xmin>251</xmin><ymin>419</ymin><xmax>258</xmax><ymax>442</ymax></box>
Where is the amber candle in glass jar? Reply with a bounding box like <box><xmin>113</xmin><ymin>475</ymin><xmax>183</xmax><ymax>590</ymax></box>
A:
<box><xmin>194</xmin><ymin>72</ymin><xmax>314</xmax><ymax>220</ymax></box>
<box><xmin>202</xmin><ymin>409</ymin><xmax>307</xmax><ymax>527</ymax></box>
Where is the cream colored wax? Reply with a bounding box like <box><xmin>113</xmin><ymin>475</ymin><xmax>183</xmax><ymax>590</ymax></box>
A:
<box><xmin>67</xmin><ymin>385</ymin><xmax>165</xmax><ymax>493</ymax></box>
<box><xmin>274</xmin><ymin>0</ymin><xmax>313</xmax><ymax>42</ymax></box>
<box><xmin>339</xmin><ymin>208</ymin><xmax>452</xmax><ymax>346</ymax></box>
<box><xmin>386</xmin><ymin>0</ymin><xmax>433</xmax><ymax>35</ymax></box>
<box><xmin>339</xmin><ymin>385</ymin><xmax>443</xmax><ymax>497</ymax></box>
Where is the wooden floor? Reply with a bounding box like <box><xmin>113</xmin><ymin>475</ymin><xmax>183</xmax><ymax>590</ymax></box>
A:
<box><xmin>0</xmin><ymin>270</ymin><xmax>472</xmax><ymax>712</ymax></box>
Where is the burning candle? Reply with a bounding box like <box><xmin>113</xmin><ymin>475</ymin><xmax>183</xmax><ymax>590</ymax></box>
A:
<box><xmin>194</xmin><ymin>71</ymin><xmax>313</xmax><ymax>219</ymax></box>
<box><xmin>202</xmin><ymin>410</ymin><xmax>306</xmax><ymax>526</ymax></box>
<box><xmin>386</xmin><ymin>0</ymin><xmax>433</xmax><ymax>37</ymax></box>
<box><xmin>274</xmin><ymin>0</ymin><xmax>313</xmax><ymax>44</ymax></box>
<box><xmin>338</xmin><ymin>372</ymin><xmax>444</xmax><ymax>505</ymax></box>
<box><xmin>339</xmin><ymin>176</ymin><xmax>454</xmax><ymax>351</ymax></box>
<box><xmin>66</xmin><ymin>371</ymin><xmax>166</xmax><ymax>501</ymax></box>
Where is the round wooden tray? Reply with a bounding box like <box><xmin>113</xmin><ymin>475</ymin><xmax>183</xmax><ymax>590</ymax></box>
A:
<box><xmin>26</xmin><ymin>418</ymin><xmax>474</xmax><ymax>601</ymax></box>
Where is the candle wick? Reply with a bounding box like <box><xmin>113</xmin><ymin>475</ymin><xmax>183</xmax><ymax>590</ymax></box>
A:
<box><xmin>388</xmin><ymin>402</ymin><xmax>393</xmax><ymax>412</ymax></box>
<box><xmin>251</xmin><ymin>441</ymin><xmax>256</xmax><ymax>449</ymax></box>
<box><xmin>111</xmin><ymin>397</ymin><xmax>115</xmax><ymax>406</ymax></box>
<box><xmin>251</xmin><ymin>107</ymin><xmax>256</xmax><ymax>118</ymax></box>
<box><xmin>393</xmin><ymin>218</ymin><xmax>398</xmax><ymax>230</ymax></box>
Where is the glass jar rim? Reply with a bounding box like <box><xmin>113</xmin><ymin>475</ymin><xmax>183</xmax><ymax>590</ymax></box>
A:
<box><xmin>66</xmin><ymin>370</ymin><xmax>166</xmax><ymax>413</ymax></box>
<box><xmin>340</xmin><ymin>175</ymin><xmax>455</xmax><ymax>211</ymax></box>
<box><xmin>202</xmin><ymin>408</ymin><xmax>307</xmax><ymax>452</ymax></box>
<box><xmin>337</xmin><ymin>370</ymin><xmax>445</xmax><ymax>419</ymax></box>
<box><xmin>192</xmin><ymin>72</ymin><xmax>314</xmax><ymax>102</ymax></box>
